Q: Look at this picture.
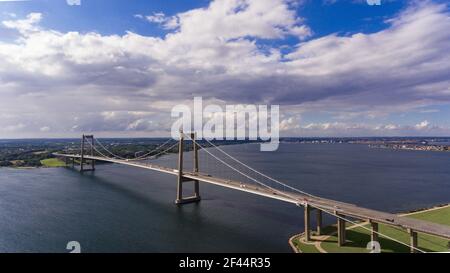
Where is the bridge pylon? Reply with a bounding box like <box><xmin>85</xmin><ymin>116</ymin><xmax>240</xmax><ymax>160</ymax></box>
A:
<box><xmin>175</xmin><ymin>131</ymin><xmax>201</xmax><ymax>205</ymax></box>
<box><xmin>80</xmin><ymin>134</ymin><xmax>96</xmax><ymax>173</ymax></box>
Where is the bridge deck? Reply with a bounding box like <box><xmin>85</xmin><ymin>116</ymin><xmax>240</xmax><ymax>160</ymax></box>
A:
<box><xmin>55</xmin><ymin>153</ymin><xmax>450</xmax><ymax>240</ymax></box>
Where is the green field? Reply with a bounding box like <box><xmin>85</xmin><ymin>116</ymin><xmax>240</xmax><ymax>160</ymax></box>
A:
<box><xmin>40</xmin><ymin>158</ymin><xmax>67</xmax><ymax>167</ymax></box>
<box><xmin>294</xmin><ymin>205</ymin><xmax>450</xmax><ymax>253</ymax></box>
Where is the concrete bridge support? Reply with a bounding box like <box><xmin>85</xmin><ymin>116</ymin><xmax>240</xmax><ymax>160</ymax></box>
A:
<box><xmin>370</xmin><ymin>221</ymin><xmax>379</xmax><ymax>243</ymax></box>
<box><xmin>409</xmin><ymin>229</ymin><xmax>419</xmax><ymax>253</ymax></box>
<box><xmin>175</xmin><ymin>132</ymin><xmax>201</xmax><ymax>205</ymax></box>
<box><xmin>304</xmin><ymin>204</ymin><xmax>311</xmax><ymax>242</ymax></box>
<box><xmin>336</xmin><ymin>213</ymin><xmax>346</xmax><ymax>246</ymax></box>
<box><xmin>316</xmin><ymin>209</ymin><xmax>322</xmax><ymax>236</ymax></box>
<box><xmin>61</xmin><ymin>156</ymin><xmax>75</xmax><ymax>168</ymax></box>
<box><xmin>192</xmin><ymin>132</ymin><xmax>200</xmax><ymax>198</ymax></box>
<box><xmin>303</xmin><ymin>205</ymin><xmax>324</xmax><ymax>241</ymax></box>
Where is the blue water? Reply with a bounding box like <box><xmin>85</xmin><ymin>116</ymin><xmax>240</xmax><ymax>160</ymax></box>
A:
<box><xmin>1</xmin><ymin>143</ymin><xmax>450</xmax><ymax>253</ymax></box>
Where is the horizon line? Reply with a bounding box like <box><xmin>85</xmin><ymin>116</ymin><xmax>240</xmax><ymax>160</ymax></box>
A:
<box><xmin>1</xmin><ymin>136</ymin><xmax>450</xmax><ymax>140</ymax></box>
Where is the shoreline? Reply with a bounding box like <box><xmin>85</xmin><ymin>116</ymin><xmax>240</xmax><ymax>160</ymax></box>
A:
<box><xmin>398</xmin><ymin>203</ymin><xmax>450</xmax><ymax>216</ymax></box>
<box><xmin>288</xmin><ymin>233</ymin><xmax>302</xmax><ymax>253</ymax></box>
<box><xmin>0</xmin><ymin>142</ymin><xmax>251</xmax><ymax>170</ymax></box>
<box><xmin>288</xmin><ymin>202</ymin><xmax>450</xmax><ymax>253</ymax></box>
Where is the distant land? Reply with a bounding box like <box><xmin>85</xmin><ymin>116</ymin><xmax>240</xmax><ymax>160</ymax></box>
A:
<box><xmin>1</xmin><ymin>137</ymin><xmax>449</xmax><ymax>168</ymax></box>
<box><xmin>0</xmin><ymin>138</ymin><xmax>254</xmax><ymax>168</ymax></box>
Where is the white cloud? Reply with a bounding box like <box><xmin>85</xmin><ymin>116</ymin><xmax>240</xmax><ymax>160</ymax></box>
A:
<box><xmin>145</xmin><ymin>12</ymin><xmax>167</xmax><ymax>24</ymax></box>
<box><xmin>167</xmin><ymin>0</ymin><xmax>312</xmax><ymax>40</ymax></box>
<box><xmin>135</xmin><ymin>12</ymin><xmax>179</xmax><ymax>30</ymax></box>
<box><xmin>383</xmin><ymin>124</ymin><xmax>398</xmax><ymax>130</ymax></box>
<box><xmin>4</xmin><ymin>123</ymin><xmax>25</xmax><ymax>132</ymax></box>
<box><xmin>0</xmin><ymin>1</ymin><xmax>449</xmax><ymax>137</ymax></box>
<box><xmin>126</xmin><ymin>119</ymin><xmax>147</xmax><ymax>131</ymax></box>
<box><xmin>2</xmin><ymin>12</ymin><xmax>42</xmax><ymax>34</ymax></box>
<box><xmin>296</xmin><ymin>120</ymin><xmax>447</xmax><ymax>137</ymax></box>
<box><xmin>415</xmin><ymin>120</ymin><xmax>430</xmax><ymax>130</ymax></box>
<box><xmin>40</xmin><ymin>126</ymin><xmax>50</xmax><ymax>132</ymax></box>
<box><xmin>66</xmin><ymin>0</ymin><xmax>81</xmax><ymax>6</ymax></box>
<box><xmin>280</xmin><ymin>116</ymin><xmax>300</xmax><ymax>131</ymax></box>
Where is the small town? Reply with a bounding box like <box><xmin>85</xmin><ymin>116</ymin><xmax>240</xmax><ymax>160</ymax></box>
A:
<box><xmin>370</xmin><ymin>144</ymin><xmax>450</xmax><ymax>152</ymax></box>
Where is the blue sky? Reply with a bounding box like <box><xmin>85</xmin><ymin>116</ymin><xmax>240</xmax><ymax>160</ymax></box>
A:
<box><xmin>0</xmin><ymin>0</ymin><xmax>450</xmax><ymax>137</ymax></box>
<box><xmin>1</xmin><ymin>0</ymin><xmax>209</xmax><ymax>36</ymax></box>
<box><xmin>2</xmin><ymin>0</ymin><xmax>409</xmax><ymax>37</ymax></box>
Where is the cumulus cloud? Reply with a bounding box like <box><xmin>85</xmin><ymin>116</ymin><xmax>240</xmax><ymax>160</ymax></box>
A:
<box><xmin>40</xmin><ymin>126</ymin><xmax>50</xmax><ymax>132</ymax></box>
<box><xmin>0</xmin><ymin>0</ymin><xmax>449</xmax><ymax>137</ymax></box>
<box><xmin>415</xmin><ymin>120</ymin><xmax>430</xmax><ymax>130</ymax></box>
<box><xmin>135</xmin><ymin>12</ymin><xmax>179</xmax><ymax>30</ymax></box>
<box><xmin>2</xmin><ymin>12</ymin><xmax>42</xmax><ymax>34</ymax></box>
<box><xmin>66</xmin><ymin>0</ymin><xmax>81</xmax><ymax>6</ymax></box>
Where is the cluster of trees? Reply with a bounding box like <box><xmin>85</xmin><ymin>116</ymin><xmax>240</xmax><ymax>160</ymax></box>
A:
<box><xmin>0</xmin><ymin>139</ymin><xmax>70</xmax><ymax>167</ymax></box>
<box><xmin>0</xmin><ymin>150</ymin><xmax>54</xmax><ymax>167</ymax></box>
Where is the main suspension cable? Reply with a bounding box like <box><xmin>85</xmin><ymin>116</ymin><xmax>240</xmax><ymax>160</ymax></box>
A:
<box><xmin>184</xmin><ymin>135</ymin><xmax>301</xmax><ymax>201</ymax></box>
<box><xmin>127</xmin><ymin>139</ymin><xmax>174</xmax><ymax>161</ymax></box>
<box><xmin>94</xmin><ymin>138</ymin><xmax>174</xmax><ymax>161</ymax></box>
<box><xmin>184</xmin><ymin>134</ymin><xmax>426</xmax><ymax>253</ymax></box>
<box><xmin>202</xmin><ymin>137</ymin><xmax>317</xmax><ymax>198</ymax></box>
<box><xmin>94</xmin><ymin>138</ymin><xmax>128</xmax><ymax>160</ymax></box>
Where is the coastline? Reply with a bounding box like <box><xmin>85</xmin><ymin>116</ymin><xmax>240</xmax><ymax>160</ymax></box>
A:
<box><xmin>289</xmin><ymin>202</ymin><xmax>450</xmax><ymax>253</ymax></box>
<box><xmin>288</xmin><ymin>234</ymin><xmax>302</xmax><ymax>253</ymax></box>
<box><xmin>0</xmin><ymin>141</ymin><xmax>251</xmax><ymax>170</ymax></box>
<box><xmin>398</xmin><ymin>203</ymin><xmax>450</xmax><ymax>216</ymax></box>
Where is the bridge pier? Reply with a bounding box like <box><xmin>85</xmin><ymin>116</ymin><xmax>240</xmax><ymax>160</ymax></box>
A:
<box><xmin>175</xmin><ymin>132</ymin><xmax>201</xmax><ymax>205</ymax></box>
<box><xmin>316</xmin><ymin>209</ymin><xmax>322</xmax><ymax>236</ymax></box>
<box><xmin>304</xmin><ymin>204</ymin><xmax>311</xmax><ymax>242</ymax></box>
<box><xmin>370</xmin><ymin>221</ymin><xmax>379</xmax><ymax>243</ymax></box>
<box><xmin>409</xmin><ymin>229</ymin><xmax>419</xmax><ymax>253</ymax></box>
<box><xmin>336</xmin><ymin>213</ymin><xmax>346</xmax><ymax>246</ymax></box>
<box><xmin>303</xmin><ymin>207</ymin><xmax>324</xmax><ymax>238</ymax></box>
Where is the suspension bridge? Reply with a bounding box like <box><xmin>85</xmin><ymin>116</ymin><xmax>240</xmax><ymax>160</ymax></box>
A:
<box><xmin>54</xmin><ymin>132</ymin><xmax>450</xmax><ymax>253</ymax></box>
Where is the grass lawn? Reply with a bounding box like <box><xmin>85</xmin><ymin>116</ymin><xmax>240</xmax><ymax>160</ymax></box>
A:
<box><xmin>291</xmin><ymin>235</ymin><xmax>321</xmax><ymax>253</ymax></box>
<box><xmin>40</xmin><ymin>158</ymin><xmax>67</xmax><ymax>167</ymax></box>
<box><xmin>295</xmin><ymin>205</ymin><xmax>450</xmax><ymax>253</ymax></box>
